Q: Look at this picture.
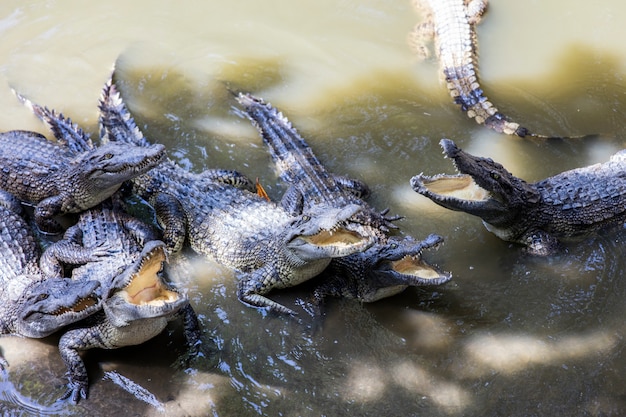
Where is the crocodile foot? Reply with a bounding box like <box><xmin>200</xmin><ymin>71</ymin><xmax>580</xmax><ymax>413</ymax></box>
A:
<box><xmin>58</xmin><ymin>374</ymin><xmax>88</xmax><ymax>404</ymax></box>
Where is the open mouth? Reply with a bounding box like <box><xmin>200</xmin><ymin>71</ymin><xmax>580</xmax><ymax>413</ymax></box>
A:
<box><xmin>301</xmin><ymin>227</ymin><xmax>367</xmax><ymax>247</ymax></box>
<box><xmin>416</xmin><ymin>174</ymin><xmax>490</xmax><ymax>202</ymax></box>
<box><xmin>391</xmin><ymin>255</ymin><xmax>447</xmax><ymax>281</ymax></box>
<box><xmin>121</xmin><ymin>246</ymin><xmax>180</xmax><ymax>306</ymax></box>
<box><xmin>53</xmin><ymin>295</ymin><xmax>100</xmax><ymax>316</ymax></box>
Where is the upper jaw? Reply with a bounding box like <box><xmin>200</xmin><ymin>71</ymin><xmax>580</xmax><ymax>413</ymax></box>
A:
<box><xmin>411</xmin><ymin>172</ymin><xmax>508</xmax><ymax>219</ymax></box>
<box><xmin>410</xmin><ymin>138</ymin><xmax>513</xmax><ymax>221</ymax></box>
<box><xmin>18</xmin><ymin>278</ymin><xmax>103</xmax><ymax>337</ymax></box>
<box><xmin>371</xmin><ymin>234</ymin><xmax>452</xmax><ymax>286</ymax></box>
<box><xmin>286</xmin><ymin>205</ymin><xmax>375</xmax><ymax>259</ymax></box>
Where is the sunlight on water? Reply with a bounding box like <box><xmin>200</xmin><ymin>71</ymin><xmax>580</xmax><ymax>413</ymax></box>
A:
<box><xmin>463</xmin><ymin>330</ymin><xmax>618</xmax><ymax>376</ymax></box>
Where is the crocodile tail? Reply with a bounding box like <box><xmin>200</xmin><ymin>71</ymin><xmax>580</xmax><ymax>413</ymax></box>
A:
<box><xmin>11</xmin><ymin>89</ymin><xmax>94</xmax><ymax>152</ymax></box>
<box><xmin>98</xmin><ymin>77</ymin><xmax>151</xmax><ymax>147</ymax></box>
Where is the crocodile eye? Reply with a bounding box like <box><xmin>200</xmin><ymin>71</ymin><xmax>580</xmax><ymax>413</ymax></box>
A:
<box><xmin>37</xmin><ymin>293</ymin><xmax>49</xmax><ymax>301</ymax></box>
<box><xmin>302</xmin><ymin>215</ymin><xmax>310</xmax><ymax>222</ymax></box>
<box><xmin>104</xmin><ymin>153</ymin><xmax>114</xmax><ymax>159</ymax></box>
<box><xmin>490</xmin><ymin>172</ymin><xmax>500</xmax><ymax>180</ymax></box>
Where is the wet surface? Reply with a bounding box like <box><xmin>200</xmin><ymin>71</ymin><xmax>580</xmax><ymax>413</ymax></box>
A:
<box><xmin>1</xmin><ymin>0</ymin><xmax>626</xmax><ymax>415</ymax></box>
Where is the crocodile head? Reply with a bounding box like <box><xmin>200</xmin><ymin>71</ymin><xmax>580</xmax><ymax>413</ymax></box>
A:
<box><xmin>284</xmin><ymin>204</ymin><xmax>374</xmax><ymax>262</ymax></box>
<box><xmin>317</xmin><ymin>234</ymin><xmax>451</xmax><ymax>303</ymax></box>
<box><xmin>410</xmin><ymin>139</ymin><xmax>540</xmax><ymax>228</ymax></box>
<box><xmin>357</xmin><ymin>234</ymin><xmax>451</xmax><ymax>301</ymax></box>
<box><xmin>68</xmin><ymin>142</ymin><xmax>166</xmax><ymax>206</ymax></box>
<box><xmin>104</xmin><ymin>240</ymin><xmax>187</xmax><ymax>326</ymax></box>
<box><xmin>17</xmin><ymin>278</ymin><xmax>102</xmax><ymax>338</ymax></box>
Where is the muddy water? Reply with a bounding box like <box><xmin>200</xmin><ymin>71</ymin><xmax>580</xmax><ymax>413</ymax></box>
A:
<box><xmin>1</xmin><ymin>0</ymin><xmax>626</xmax><ymax>415</ymax></box>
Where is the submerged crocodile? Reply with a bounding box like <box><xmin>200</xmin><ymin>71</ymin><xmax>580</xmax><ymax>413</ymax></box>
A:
<box><xmin>41</xmin><ymin>204</ymin><xmax>199</xmax><ymax>403</ymax></box>
<box><xmin>409</xmin><ymin>0</ymin><xmax>539</xmax><ymax>137</ymax></box>
<box><xmin>235</xmin><ymin>93</ymin><xmax>451</xmax><ymax>302</ymax></box>
<box><xmin>0</xmin><ymin>189</ymin><xmax>102</xmax><ymax>344</ymax></box>
<box><xmin>2</xmin><ymin>93</ymin><xmax>166</xmax><ymax>233</ymax></box>
<box><xmin>411</xmin><ymin>139</ymin><xmax>626</xmax><ymax>255</ymax></box>
<box><xmin>97</xmin><ymin>78</ymin><xmax>372</xmax><ymax>315</ymax></box>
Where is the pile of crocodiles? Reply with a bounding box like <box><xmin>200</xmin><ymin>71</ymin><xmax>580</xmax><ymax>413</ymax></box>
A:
<box><xmin>0</xmin><ymin>0</ymin><xmax>620</xmax><ymax>406</ymax></box>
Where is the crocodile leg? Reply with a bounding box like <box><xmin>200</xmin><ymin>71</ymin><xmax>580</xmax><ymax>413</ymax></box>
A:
<box><xmin>198</xmin><ymin>169</ymin><xmax>256</xmax><ymax>192</ymax></box>
<box><xmin>153</xmin><ymin>193</ymin><xmax>187</xmax><ymax>252</ymax></box>
<box><xmin>58</xmin><ymin>327</ymin><xmax>93</xmax><ymax>403</ymax></box>
<box><xmin>237</xmin><ymin>267</ymin><xmax>297</xmax><ymax>316</ymax></box>
<box><xmin>521</xmin><ymin>230</ymin><xmax>561</xmax><ymax>256</ymax></box>
<box><xmin>40</xmin><ymin>241</ymin><xmax>113</xmax><ymax>278</ymax></box>
<box><xmin>466</xmin><ymin>0</ymin><xmax>488</xmax><ymax>24</ymax></box>
<box><xmin>120</xmin><ymin>213</ymin><xmax>160</xmax><ymax>247</ymax></box>
<box><xmin>180</xmin><ymin>304</ymin><xmax>202</xmax><ymax>354</ymax></box>
<box><xmin>34</xmin><ymin>195</ymin><xmax>65</xmax><ymax>234</ymax></box>
<box><xmin>407</xmin><ymin>17</ymin><xmax>434</xmax><ymax>59</ymax></box>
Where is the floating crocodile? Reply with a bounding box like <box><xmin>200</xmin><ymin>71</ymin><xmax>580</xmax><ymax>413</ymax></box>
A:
<box><xmin>409</xmin><ymin>0</ymin><xmax>541</xmax><ymax>137</ymax></box>
<box><xmin>41</xmin><ymin>204</ymin><xmax>199</xmax><ymax>403</ymax></box>
<box><xmin>411</xmin><ymin>139</ymin><xmax>626</xmax><ymax>255</ymax></box>
<box><xmin>98</xmin><ymin>78</ymin><xmax>372</xmax><ymax>315</ymax></box>
<box><xmin>0</xmin><ymin>189</ymin><xmax>102</xmax><ymax>345</ymax></box>
<box><xmin>235</xmin><ymin>93</ymin><xmax>451</xmax><ymax>302</ymax></box>
<box><xmin>2</xmin><ymin>93</ymin><xmax>166</xmax><ymax>233</ymax></box>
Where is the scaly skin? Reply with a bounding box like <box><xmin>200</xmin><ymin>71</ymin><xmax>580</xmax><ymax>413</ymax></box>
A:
<box><xmin>6</xmin><ymin>93</ymin><xmax>166</xmax><ymax>233</ymax></box>
<box><xmin>410</xmin><ymin>0</ymin><xmax>541</xmax><ymax>137</ymax></box>
<box><xmin>97</xmin><ymin>78</ymin><xmax>372</xmax><ymax>315</ymax></box>
<box><xmin>0</xmin><ymin>189</ymin><xmax>102</xmax><ymax>343</ymax></box>
<box><xmin>236</xmin><ymin>93</ymin><xmax>451</xmax><ymax>302</ymax></box>
<box><xmin>19</xmin><ymin>97</ymin><xmax>201</xmax><ymax>403</ymax></box>
<box><xmin>236</xmin><ymin>92</ymin><xmax>396</xmax><ymax>242</ymax></box>
<box><xmin>411</xmin><ymin>139</ymin><xmax>626</xmax><ymax>255</ymax></box>
<box><xmin>314</xmin><ymin>234</ymin><xmax>451</xmax><ymax>303</ymax></box>
<box><xmin>42</xmin><ymin>205</ymin><xmax>200</xmax><ymax>403</ymax></box>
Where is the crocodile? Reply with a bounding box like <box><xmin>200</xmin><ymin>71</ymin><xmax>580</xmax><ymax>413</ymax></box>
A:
<box><xmin>0</xmin><ymin>189</ymin><xmax>102</xmax><ymax>343</ymax></box>
<box><xmin>16</xmin><ymin>100</ymin><xmax>202</xmax><ymax>403</ymax></box>
<box><xmin>411</xmin><ymin>138</ymin><xmax>626</xmax><ymax>255</ymax></box>
<box><xmin>235</xmin><ymin>93</ymin><xmax>451</xmax><ymax>302</ymax></box>
<box><xmin>235</xmin><ymin>92</ymin><xmax>397</xmax><ymax>241</ymax></box>
<box><xmin>313</xmin><ymin>234</ymin><xmax>451</xmax><ymax>303</ymax></box>
<box><xmin>97</xmin><ymin>78</ymin><xmax>372</xmax><ymax>315</ymax></box>
<box><xmin>41</xmin><ymin>204</ymin><xmax>200</xmax><ymax>403</ymax></box>
<box><xmin>2</xmin><ymin>93</ymin><xmax>166</xmax><ymax>233</ymax></box>
<box><xmin>409</xmin><ymin>0</ymin><xmax>540</xmax><ymax>137</ymax></box>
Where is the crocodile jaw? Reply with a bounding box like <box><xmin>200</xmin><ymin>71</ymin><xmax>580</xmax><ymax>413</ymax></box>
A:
<box><xmin>410</xmin><ymin>139</ymin><xmax>525</xmax><ymax>224</ymax></box>
<box><xmin>105</xmin><ymin>241</ymin><xmax>184</xmax><ymax>325</ymax></box>
<box><xmin>286</xmin><ymin>204</ymin><xmax>374</xmax><ymax>260</ymax></box>
<box><xmin>18</xmin><ymin>278</ymin><xmax>102</xmax><ymax>338</ymax></box>
<box><xmin>80</xmin><ymin>142</ymin><xmax>166</xmax><ymax>189</ymax></box>
<box><xmin>411</xmin><ymin>172</ymin><xmax>508</xmax><ymax>217</ymax></box>
<box><xmin>364</xmin><ymin>234</ymin><xmax>451</xmax><ymax>301</ymax></box>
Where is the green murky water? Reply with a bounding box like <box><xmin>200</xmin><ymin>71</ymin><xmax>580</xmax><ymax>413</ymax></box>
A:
<box><xmin>1</xmin><ymin>0</ymin><xmax>626</xmax><ymax>415</ymax></box>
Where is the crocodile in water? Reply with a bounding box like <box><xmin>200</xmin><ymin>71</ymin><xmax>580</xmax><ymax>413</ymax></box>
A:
<box><xmin>235</xmin><ymin>93</ymin><xmax>451</xmax><ymax>302</ymax></box>
<box><xmin>0</xmin><ymin>189</ymin><xmax>102</xmax><ymax>353</ymax></box>
<box><xmin>411</xmin><ymin>139</ymin><xmax>626</xmax><ymax>255</ymax></box>
<box><xmin>409</xmin><ymin>0</ymin><xmax>541</xmax><ymax>137</ymax></box>
<box><xmin>97</xmin><ymin>78</ymin><xmax>372</xmax><ymax>315</ymax></box>
<box><xmin>3</xmin><ymin>93</ymin><xmax>166</xmax><ymax>233</ymax></box>
<box><xmin>41</xmin><ymin>204</ymin><xmax>199</xmax><ymax>403</ymax></box>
